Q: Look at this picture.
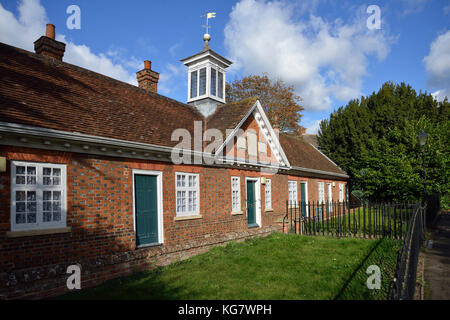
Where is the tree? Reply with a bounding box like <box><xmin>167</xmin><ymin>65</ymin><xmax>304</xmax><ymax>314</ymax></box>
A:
<box><xmin>226</xmin><ymin>74</ymin><xmax>304</xmax><ymax>133</ymax></box>
<box><xmin>318</xmin><ymin>82</ymin><xmax>450</xmax><ymax>203</ymax></box>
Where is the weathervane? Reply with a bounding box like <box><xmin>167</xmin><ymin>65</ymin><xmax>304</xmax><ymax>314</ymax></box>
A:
<box><xmin>201</xmin><ymin>10</ymin><xmax>216</xmax><ymax>35</ymax></box>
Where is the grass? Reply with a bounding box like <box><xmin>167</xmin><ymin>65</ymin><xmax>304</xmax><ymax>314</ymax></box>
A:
<box><xmin>58</xmin><ymin>233</ymin><xmax>401</xmax><ymax>300</ymax></box>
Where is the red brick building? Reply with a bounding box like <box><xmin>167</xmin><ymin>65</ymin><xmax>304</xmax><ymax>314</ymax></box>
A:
<box><xmin>0</xmin><ymin>25</ymin><xmax>348</xmax><ymax>299</ymax></box>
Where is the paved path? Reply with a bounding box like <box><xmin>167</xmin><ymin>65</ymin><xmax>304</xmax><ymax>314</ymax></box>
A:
<box><xmin>423</xmin><ymin>211</ymin><xmax>450</xmax><ymax>300</ymax></box>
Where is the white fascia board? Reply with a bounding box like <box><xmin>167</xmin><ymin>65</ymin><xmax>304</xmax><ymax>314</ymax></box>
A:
<box><xmin>253</xmin><ymin>100</ymin><xmax>291</xmax><ymax>167</ymax></box>
<box><xmin>182</xmin><ymin>52</ymin><xmax>231</xmax><ymax>68</ymax></box>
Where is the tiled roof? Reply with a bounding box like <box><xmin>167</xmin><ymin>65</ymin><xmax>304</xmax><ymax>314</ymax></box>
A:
<box><xmin>279</xmin><ymin>133</ymin><xmax>346</xmax><ymax>175</ymax></box>
<box><xmin>205</xmin><ymin>97</ymin><xmax>258</xmax><ymax>138</ymax></box>
<box><xmin>0</xmin><ymin>43</ymin><xmax>203</xmax><ymax>148</ymax></box>
<box><xmin>302</xmin><ymin>134</ymin><xmax>319</xmax><ymax>148</ymax></box>
<box><xmin>0</xmin><ymin>41</ymin><xmax>346</xmax><ymax>176</ymax></box>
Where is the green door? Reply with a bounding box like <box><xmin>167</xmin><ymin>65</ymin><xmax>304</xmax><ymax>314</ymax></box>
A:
<box><xmin>135</xmin><ymin>174</ymin><xmax>159</xmax><ymax>247</ymax></box>
<box><xmin>300</xmin><ymin>183</ymin><xmax>307</xmax><ymax>217</ymax></box>
<box><xmin>246</xmin><ymin>180</ymin><xmax>257</xmax><ymax>227</ymax></box>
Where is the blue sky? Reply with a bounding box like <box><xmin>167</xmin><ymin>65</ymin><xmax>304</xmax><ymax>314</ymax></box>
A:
<box><xmin>0</xmin><ymin>0</ymin><xmax>449</xmax><ymax>133</ymax></box>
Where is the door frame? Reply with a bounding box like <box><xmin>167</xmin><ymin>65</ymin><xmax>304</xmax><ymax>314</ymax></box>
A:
<box><xmin>132</xmin><ymin>169</ymin><xmax>164</xmax><ymax>248</ymax></box>
<box><xmin>300</xmin><ymin>181</ymin><xmax>309</xmax><ymax>217</ymax></box>
<box><xmin>245</xmin><ymin>177</ymin><xmax>261</xmax><ymax>228</ymax></box>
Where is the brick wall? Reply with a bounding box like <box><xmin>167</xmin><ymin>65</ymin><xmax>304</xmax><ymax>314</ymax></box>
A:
<box><xmin>0</xmin><ymin>145</ymin><xmax>346</xmax><ymax>299</ymax></box>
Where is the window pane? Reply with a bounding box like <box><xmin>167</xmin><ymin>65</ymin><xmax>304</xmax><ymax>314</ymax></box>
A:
<box><xmin>27</xmin><ymin>167</ymin><xmax>36</xmax><ymax>175</ymax></box>
<box><xmin>43</xmin><ymin>191</ymin><xmax>52</xmax><ymax>201</ymax></box>
<box><xmin>16</xmin><ymin>166</ymin><xmax>25</xmax><ymax>175</ymax></box>
<box><xmin>27</xmin><ymin>191</ymin><xmax>36</xmax><ymax>201</ymax></box>
<box><xmin>218</xmin><ymin>72</ymin><xmax>223</xmax><ymax>98</ymax></box>
<box><xmin>16</xmin><ymin>214</ymin><xmax>26</xmax><ymax>224</ymax></box>
<box><xmin>53</xmin><ymin>191</ymin><xmax>61</xmax><ymax>200</ymax></box>
<box><xmin>44</xmin><ymin>201</ymin><xmax>52</xmax><ymax>211</ymax></box>
<box><xmin>53</xmin><ymin>168</ymin><xmax>61</xmax><ymax>176</ymax></box>
<box><xmin>190</xmin><ymin>71</ymin><xmax>198</xmax><ymax>98</ymax></box>
<box><xmin>16</xmin><ymin>191</ymin><xmax>25</xmax><ymax>201</ymax></box>
<box><xmin>16</xmin><ymin>202</ymin><xmax>25</xmax><ymax>213</ymax></box>
<box><xmin>43</xmin><ymin>212</ymin><xmax>52</xmax><ymax>222</ymax></box>
<box><xmin>210</xmin><ymin>68</ymin><xmax>217</xmax><ymax>96</ymax></box>
<box><xmin>53</xmin><ymin>201</ymin><xmax>61</xmax><ymax>212</ymax></box>
<box><xmin>43</xmin><ymin>168</ymin><xmax>52</xmax><ymax>176</ymax></box>
<box><xmin>27</xmin><ymin>176</ymin><xmax>36</xmax><ymax>185</ymax></box>
<box><xmin>53</xmin><ymin>211</ymin><xmax>61</xmax><ymax>222</ymax></box>
<box><xmin>43</xmin><ymin>177</ymin><xmax>51</xmax><ymax>185</ymax></box>
<box><xmin>16</xmin><ymin>176</ymin><xmax>25</xmax><ymax>185</ymax></box>
<box><xmin>199</xmin><ymin>68</ymin><xmax>206</xmax><ymax>96</ymax></box>
<box><xmin>53</xmin><ymin>177</ymin><xmax>61</xmax><ymax>185</ymax></box>
<box><xmin>27</xmin><ymin>213</ymin><xmax>36</xmax><ymax>223</ymax></box>
<box><xmin>27</xmin><ymin>202</ymin><xmax>36</xmax><ymax>213</ymax></box>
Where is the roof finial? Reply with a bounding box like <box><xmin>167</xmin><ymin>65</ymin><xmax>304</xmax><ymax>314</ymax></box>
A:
<box><xmin>201</xmin><ymin>10</ymin><xmax>216</xmax><ymax>51</ymax></box>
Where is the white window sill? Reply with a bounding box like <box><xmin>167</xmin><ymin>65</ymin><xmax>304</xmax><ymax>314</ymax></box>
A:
<box><xmin>174</xmin><ymin>215</ymin><xmax>202</xmax><ymax>221</ymax></box>
<box><xmin>6</xmin><ymin>227</ymin><xmax>71</xmax><ymax>238</ymax></box>
<box><xmin>265</xmin><ymin>208</ymin><xmax>274</xmax><ymax>212</ymax></box>
<box><xmin>231</xmin><ymin>211</ymin><xmax>244</xmax><ymax>216</ymax></box>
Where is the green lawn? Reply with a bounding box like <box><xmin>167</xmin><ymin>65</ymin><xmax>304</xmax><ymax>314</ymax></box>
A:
<box><xmin>58</xmin><ymin>233</ymin><xmax>401</xmax><ymax>300</ymax></box>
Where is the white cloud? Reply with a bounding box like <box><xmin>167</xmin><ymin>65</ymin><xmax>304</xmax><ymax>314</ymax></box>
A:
<box><xmin>0</xmin><ymin>0</ymin><xmax>138</xmax><ymax>85</ymax></box>
<box><xmin>424</xmin><ymin>30</ymin><xmax>450</xmax><ymax>101</ymax></box>
<box><xmin>158</xmin><ymin>63</ymin><xmax>185</xmax><ymax>95</ymax></box>
<box><xmin>306</xmin><ymin>119</ymin><xmax>322</xmax><ymax>134</ymax></box>
<box><xmin>224</xmin><ymin>0</ymin><xmax>393</xmax><ymax>111</ymax></box>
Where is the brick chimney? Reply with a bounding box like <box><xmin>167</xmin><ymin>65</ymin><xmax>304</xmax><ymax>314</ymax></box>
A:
<box><xmin>34</xmin><ymin>24</ymin><xmax>66</xmax><ymax>61</ymax></box>
<box><xmin>136</xmin><ymin>60</ymin><xmax>160</xmax><ymax>93</ymax></box>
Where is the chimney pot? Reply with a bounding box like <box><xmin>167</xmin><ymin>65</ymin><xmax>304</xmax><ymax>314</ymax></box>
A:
<box><xmin>46</xmin><ymin>24</ymin><xmax>55</xmax><ymax>40</ymax></box>
<box><xmin>137</xmin><ymin>60</ymin><xmax>160</xmax><ymax>94</ymax></box>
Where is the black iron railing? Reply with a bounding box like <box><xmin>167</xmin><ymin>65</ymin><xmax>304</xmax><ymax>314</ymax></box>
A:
<box><xmin>388</xmin><ymin>203</ymin><xmax>425</xmax><ymax>300</ymax></box>
<box><xmin>283</xmin><ymin>200</ymin><xmax>419</xmax><ymax>239</ymax></box>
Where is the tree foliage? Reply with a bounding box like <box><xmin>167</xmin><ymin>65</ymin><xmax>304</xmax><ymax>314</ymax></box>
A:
<box><xmin>318</xmin><ymin>82</ymin><xmax>450</xmax><ymax>202</ymax></box>
<box><xmin>226</xmin><ymin>74</ymin><xmax>304</xmax><ymax>133</ymax></box>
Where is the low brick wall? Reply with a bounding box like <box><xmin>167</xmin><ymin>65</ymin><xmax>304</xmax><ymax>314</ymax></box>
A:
<box><xmin>0</xmin><ymin>225</ymin><xmax>280</xmax><ymax>300</ymax></box>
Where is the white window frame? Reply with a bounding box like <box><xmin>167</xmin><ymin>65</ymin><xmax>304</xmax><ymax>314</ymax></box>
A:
<box><xmin>187</xmin><ymin>62</ymin><xmax>226</xmax><ymax>103</ymax></box>
<box><xmin>339</xmin><ymin>183</ymin><xmax>344</xmax><ymax>202</ymax></box>
<box><xmin>265</xmin><ymin>179</ymin><xmax>272</xmax><ymax>210</ymax></box>
<box><xmin>288</xmin><ymin>181</ymin><xmax>297</xmax><ymax>207</ymax></box>
<box><xmin>231</xmin><ymin>176</ymin><xmax>241</xmax><ymax>213</ymax></box>
<box><xmin>327</xmin><ymin>183</ymin><xmax>333</xmax><ymax>212</ymax></box>
<box><xmin>10</xmin><ymin>161</ymin><xmax>67</xmax><ymax>232</ymax></box>
<box><xmin>175</xmin><ymin>172</ymin><xmax>200</xmax><ymax>217</ymax></box>
<box><xmin>318</xmin><ymin>182</ymin><xmax>325</xmax><ymax>204</ymax></box>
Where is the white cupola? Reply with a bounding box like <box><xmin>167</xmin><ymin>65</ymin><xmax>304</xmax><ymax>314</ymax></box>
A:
<box><xmin>181</xmin><ymin>32</ymin><xmax>232</xmax><ymax>117</ymax></box>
